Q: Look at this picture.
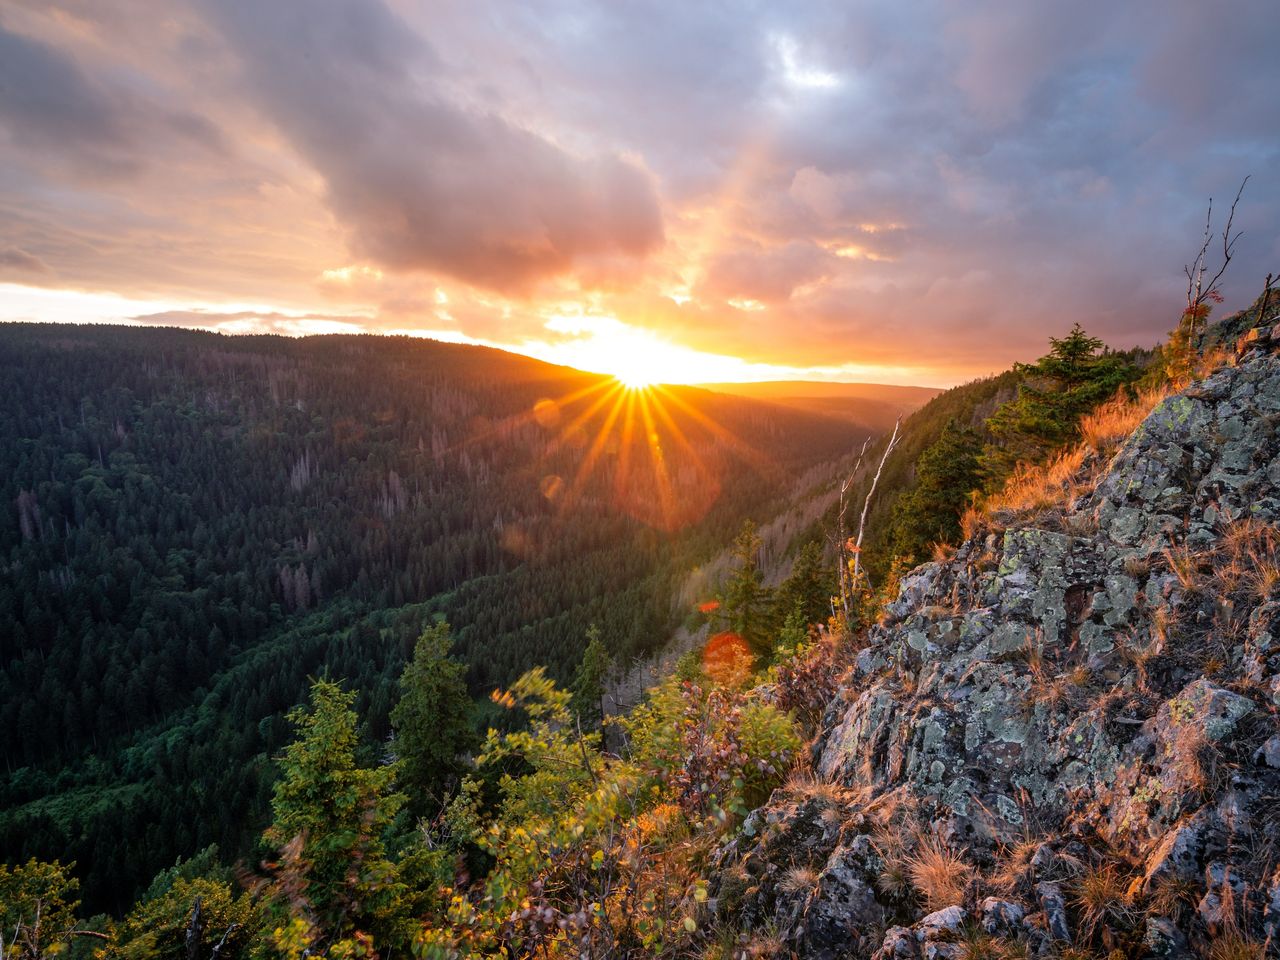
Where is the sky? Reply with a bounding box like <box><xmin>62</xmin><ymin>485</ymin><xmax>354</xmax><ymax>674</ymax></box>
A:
<box><xmin>1</xmin><ymin>0</ymin><xmax>1278</xmax><ymax>387</ymax></box>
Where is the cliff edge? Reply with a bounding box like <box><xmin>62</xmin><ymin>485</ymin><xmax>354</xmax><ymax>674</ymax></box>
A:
<box><xmin>716</xmin><ymin>331</ymin><xmax>1280</xmax><ymax>959</ymax></box>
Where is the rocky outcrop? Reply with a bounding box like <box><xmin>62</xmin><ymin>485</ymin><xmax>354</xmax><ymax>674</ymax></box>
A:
<box><xmin>715</xmin><ymin>341</ymin><xmax>1280</xmax><ymax>958</ymax></box>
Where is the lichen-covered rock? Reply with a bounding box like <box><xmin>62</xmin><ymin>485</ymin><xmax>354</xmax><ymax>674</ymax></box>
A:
<box><xmin>716</xmin><ymin>344</ymin><xmax>1280</xmax><ymax>957</ymax></box>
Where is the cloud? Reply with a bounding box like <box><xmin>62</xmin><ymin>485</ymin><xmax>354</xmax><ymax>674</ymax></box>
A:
<box><xmin>0</xmin><ymin>246</ymin><xmax>52</xmax><ymax>274</ymax></box>
<box><xmin>0</xmin><ymin>20</ymin><xmax>227</xmax><ymax>180</ymax></box>
<box><xmin>194</xmin><ymin>0</ymin><xmax>664</xmax><ymax>295</ymax></box>
<box><xmin>131</xmin><ymin>309</ymin><xmax>369</xmax><ymax>337</ymax></box>
<box><xmin>1</xmin><ymin>0</ymin><xmax>1279</xmax><ymax>384</ymax></box>
<box><xmin>698</xmin><ymin>241</ymin><xmax>833</xmax><ymax>304</ymax></box>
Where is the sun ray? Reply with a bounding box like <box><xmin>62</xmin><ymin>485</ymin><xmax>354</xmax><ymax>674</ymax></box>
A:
<box><xmin>636</xmin><ymin>387</ymin><xmax>677</xmax><ymax>531</ymax></box>
<box><xmin>652</xmin><ymin>385</ymin><xmax>781</xmax><ymax>479</ymax></box>
<box><xmin>557</xmin><ymin>383</ymin><xmax>629</xmax><ymax>518</ymax></box>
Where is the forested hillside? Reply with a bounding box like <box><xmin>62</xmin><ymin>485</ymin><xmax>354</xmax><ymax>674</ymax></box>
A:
<box><xmin>0</xmin><ymin>324</ymin><xmax>870</xmax><ymax>912</ymax></box>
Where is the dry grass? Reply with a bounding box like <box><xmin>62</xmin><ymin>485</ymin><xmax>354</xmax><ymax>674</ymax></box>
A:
<box><xmin>1144</xmin><ymin>873</ymin><xmax>1200</xmax><ymax>921</ymax></box>
<box><xmin>960</xmin><ymin>506</ymin><xmax>984</xmax><ymax>541</ymax></box>
<box><xmin>1149</xmin><ymin>605</ymin><xmax>1176</xmax><ymax>653</ymax></box>
<box><xmin>1163</xmin><ymin>543</ymin><xmax>1204</xmax><ymax>593</ymax></box>
<box><xmin>1079</xmin><ymin>385</ymin><xmax>1173</xmax><ymax>451</ymax></box>
<box><xmin>907</xmin><ymin>835</ymin><xmax>972</xmax><ymax>911</ymax></box>
<box><xmin>933</xmin><ymin>541</ymin><xmax>959</xmax><ymax>563</ymax></box>
<box><xmin>1123</xmin><ymin>555</ymin><xmax>1151</xmax><ymax>578</ymax></box>
<box><xmin>1208</xmin><ymin>934</ymin><xmax>1267</xmax><ymax>960</ymax></box>
<box><xmin>1247</xmin><ymin>557</ymin><xmax>1280</xmax><ymax>602</ymax></box>
<box><xmin>1072</xmin><ymin>862</ymin><xmax>1136</xmax><ymax>937</ymax></box>
<box><xmin>981</xmin><ymin>384</ymin><xmax>1175</xmax><ymax>524</ymax></box>
<box><xmin>782</xmin><ymin>769</ymin><xmax>845</xmax><ymax>804</ymax></box>
<box><xmin>985</xmin><ymin>446</ymin><xmax>1090</xmax><ymax>519</ymax></box>
<box><xmin>778</xmin><ymin>864</ymin><xmax>819</xmax><ymax>897</ymax></box>
<box><xmin>989</xmin><ymin>838</ymin><xmax>1042</xmax><ymax>896</ymax></box>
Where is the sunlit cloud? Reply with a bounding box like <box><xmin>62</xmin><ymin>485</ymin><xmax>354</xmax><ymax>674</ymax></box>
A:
<box><xmin>771</xmin><ymin>34</ymin><xmax>841</xmax><ymax>90</ymax></box>
<box><xmin>1</xmin><ymin>2</ymin><xmax>1278</xmax><ymax>386</ymax></box>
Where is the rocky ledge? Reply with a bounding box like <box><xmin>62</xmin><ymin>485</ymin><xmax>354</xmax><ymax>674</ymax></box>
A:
<box><xmin>715</xmin><ymin>339</ymin><xmax>1280</xmax><ymax>959</ymax></box>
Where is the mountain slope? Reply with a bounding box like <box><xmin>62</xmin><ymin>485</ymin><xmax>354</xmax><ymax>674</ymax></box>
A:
<box><xmin>714</xmin><ymin>334</ymin><xmax>1280</xmax><ymax>957</ymax></box>
<box><xmin>0</xmin><ymin>323</ymin><xmax>870</xmax><ymax>911</ymax></box>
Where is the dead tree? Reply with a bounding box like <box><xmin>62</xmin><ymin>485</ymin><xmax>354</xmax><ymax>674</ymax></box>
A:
<box><xmin>1182</xmin><ymin>176</ymin><xmax>1249</xmax><ymax>344</ymax></box>
<box><xmin>1255</xmin><ymin>272</ymin><xmax>1278</xmax><ymax>329</ymax></box>
<box><xmin>836</xmin><ymin>418</ymin><xmax>902</xmax><ymax>621</ymax></box>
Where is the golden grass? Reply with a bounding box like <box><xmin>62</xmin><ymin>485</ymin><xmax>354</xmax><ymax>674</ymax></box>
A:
<box><xmin>981</xmin><ymin>383</ymin><xmax>1174</xmax><ymax>523</ymax></box>
<box><xmin>1072</xmin><ymin>862</ymin><xmax>1136</xmax><ymax>937</ymax></box>
<box><xmin>1078</xmin><ymin>385</ymin><xmax>1173</xmax><ymax>452</ymax></box>
<box><xmin>1162</xmin><ymin>543</ymin><xmax>1204</xmax><ymax>593</ymax></box>
<box><xmin>984</xmin><ymin>446</ymin><xmax>1090</xmax><ymax>519</ymax></box>
<box><xmin>778</xmin><ymin>864</ymin><xmax>819</xmax><ymax>896</ymax></box>
<box><xmin>907</xmin><ymin>835</ymin><xmax>972</xmax><ymax>911</ymax></box>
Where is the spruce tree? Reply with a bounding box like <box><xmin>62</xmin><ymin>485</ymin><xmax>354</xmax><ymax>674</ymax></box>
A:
<box><xmin>390</xmin><ymin>623</ymin><xmax>477</xmax><ymax>813</ymax></box>
<box><xmin>773</xmin><ymin>540</ymin><xmax>832</xmax><ymax>629</ymax></box>
<box><xmin>889</xmin><ymin>420</ymin><xmax>982</xmax><ymax>565</ymax></box>
<box><xmin>982</xmin><ymin>324</ymin><xmax>1138</xmax><ymax>484</ymax></box>
<box><xmin>263</xmin><ymin>680</ymin><xmax>407</xmax><ymax>955</ymax></box>
<box><xmin>718</xmin><ymin>521</ymin><xmax>774</xmax><ymax>659</ymax></box>
<box><xmin>570</xmin><ymin>624</ymin><xmax>612</xmax><ymax>730</ymax></box>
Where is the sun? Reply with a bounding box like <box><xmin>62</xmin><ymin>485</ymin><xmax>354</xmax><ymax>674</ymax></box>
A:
<box><xmin>616</xmin><ymin>368</ymin><xmax>658</xmax><ymax>389</ymax></box>
<box><xmin>584</xmin><ymin>323</ymin><xmax>681</xmax><ymax>388</ymax></box>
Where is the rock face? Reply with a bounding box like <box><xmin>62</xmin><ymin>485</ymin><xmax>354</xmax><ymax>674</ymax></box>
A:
<box><xmin>715</xmin><ymin>344</ymin><xmax>1280</xmax><ymax>958</ymax></box>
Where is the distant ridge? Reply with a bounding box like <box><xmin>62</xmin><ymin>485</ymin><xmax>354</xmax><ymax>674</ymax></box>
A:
<box><xmin>696</xmin><ymin>379</ymin><xmax>941</xmax><ymax>428</ymax></box>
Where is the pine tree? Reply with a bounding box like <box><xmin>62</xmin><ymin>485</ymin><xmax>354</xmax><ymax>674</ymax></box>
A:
<box><xmin>773</xmin><ymin>540</ymin><xmax>832</xmax><ymax>629</ymax></box>
<box><xmin>263</xmin><ymin>680</ymin><xmax>408</xmax><ymax>956</ymax></box>
<box><xmin>889</xmin><ymin>420</ymin><xmax>982</xmax><ymax>565</ymax></box>
<box><xmin>390</xmin><ymin>623</ymin><xmax>477</xmax><ymax>814</ymax></box>
<box><xmin>982</xmin><ymin>324</ymin><xmax>1138</xmax><ymax>484</ymax></box>
<box><xmin>718</xmin><ymin>521</ymin><xmax>774</xmax><ymax>659</ymax></box>
<box><xmin>570</xmin><ymin>624</ymin><xmax>611</xmax><ymax>730</ymax></box>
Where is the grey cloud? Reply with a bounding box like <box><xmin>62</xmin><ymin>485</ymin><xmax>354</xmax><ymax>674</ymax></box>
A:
<box><xmin>196</xmin><ymin>0</ymin><xmax>664</xmax><ymax>295</ymax></box>
<box><xmin>0</xmin><ymin>246</ymin><xmax>51</xmax><ymax>274</ymax></box>
<box><xmin>0</xmin><ymin>20</ymin><xmax>228</xmax><ymax>180</ymax></box>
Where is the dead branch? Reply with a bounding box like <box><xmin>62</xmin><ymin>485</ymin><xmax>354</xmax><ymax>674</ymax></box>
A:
<box><xmin>836</xmin><ymin>437</ymin><xmax>871</xmax><ymax>619</ymax></box>
<box><xmin>209</xmin><ymin>924</ymin><xmax>241</xmax><ymax>960</ymax></box>
<box><xmin>1184</xmin><ymin>177</ymin><xmax>1249</xmax><ymax>324</ymax></box>
<box><xmin>1257</xmin><ymin>272</ymin><xmax>1277</xmax><ymax>329</ymax></box>
<box><xmin>851</xmin><ymin>417</ymin><xmax>902</xmax><ymax>592</ymax></box>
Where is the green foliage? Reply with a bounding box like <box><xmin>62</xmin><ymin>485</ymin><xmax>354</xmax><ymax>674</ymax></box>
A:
<box><xmin>0</xmin><ymin>326</ymin><xmax>862</xmax><ymax>909</ymax></box>
<box><xmin>0</xmin><ymin>859</ymin><xmax>97</xmax><ymax>960</ymax></box>
<box><xmin>135</xmin><ymin>847</ymin><xmax>229</xmax><ymax>905</ymax></box>
<box><xmin>982</xmin><ymin>324</ymin><xmax>1140</xmax><ymax>485</ymax></box>
<box><xmin>259</xmin><ymin>680</ymin><xmax>409</xmax><ymax>958</ymax></box>
<box><xmin>624</xmin><ymin>677</ymin><xmax>800</xmax><ymax>819</ymax></box>
<box><xmin>115</xmin><ymin>877</ymin><xmax>255</xmax><ymax>960</ymax></box>
<box><xmin>570</xmin><ymin>624</ymin><xmax>612</xmax><ymax>730</ymax></box>
<box><xmin>889</xmin><ymin>420</ymin><xmax>982</xmax><ymax>565</ymax></box>
<box><xmin>773</xmin><ymin>540</ymin><xmax>833</xmax><ymax>630</ymax></box>
<box><xmin>390</xmin><ymin>623</ymin><xmax>477</xmax><ymax>815</ymax></box>
<box><xmin>716</xmin><ymin>521</ymin><xmax>775</xmax><ymax>659</ymax></box>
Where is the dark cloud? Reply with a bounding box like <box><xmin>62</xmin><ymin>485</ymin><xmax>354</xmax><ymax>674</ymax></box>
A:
<box><xmin>194</xmin><ymin>0</ymin><xmax>664</xmax><ymax>295</ymax></box>
<box><xmin>0</xmin><ymin>20</ymin><xmax>227</xmax><ymax>180</ymax></box>
<box><xmin>0</xmin><ymin>246</ymin><xmax>51</xmax><ymax>274</ymax></box>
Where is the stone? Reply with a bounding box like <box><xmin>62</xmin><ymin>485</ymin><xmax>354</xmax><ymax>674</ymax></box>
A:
<box><xmin>1255</xmin><ymin>735</ymin><xmax>1280</xmax><ymax>768</ymax></box>
<box><xmin>716</xmin><ymin>348</ymin><xmax>1280</xmax><ymax>958</ymax></box>
<box><xmin>979</xmin><ymin>898</ymin><xmax>1026</xmax><ymax>936</ymax></box>
<box><xmin>1143</xmin><ymin>916</ymin><xmax>1191</xmax><ymax>958</ymax></box>
<box><xmin>916</xmin><ymin>905</ymin><xmax>966</xmax><ymax>941</ymax></box>
<box><xmin>1035</xmin><ymin>881</ymin><xmax>1071</xmax><ymax>942</ymax></box>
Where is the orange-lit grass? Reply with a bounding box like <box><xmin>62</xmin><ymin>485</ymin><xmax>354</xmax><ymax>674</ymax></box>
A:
<box><xmin>981</xmin><ymin>383</ymin><xmax>1174</xmax><ymax>525</ymax></box>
